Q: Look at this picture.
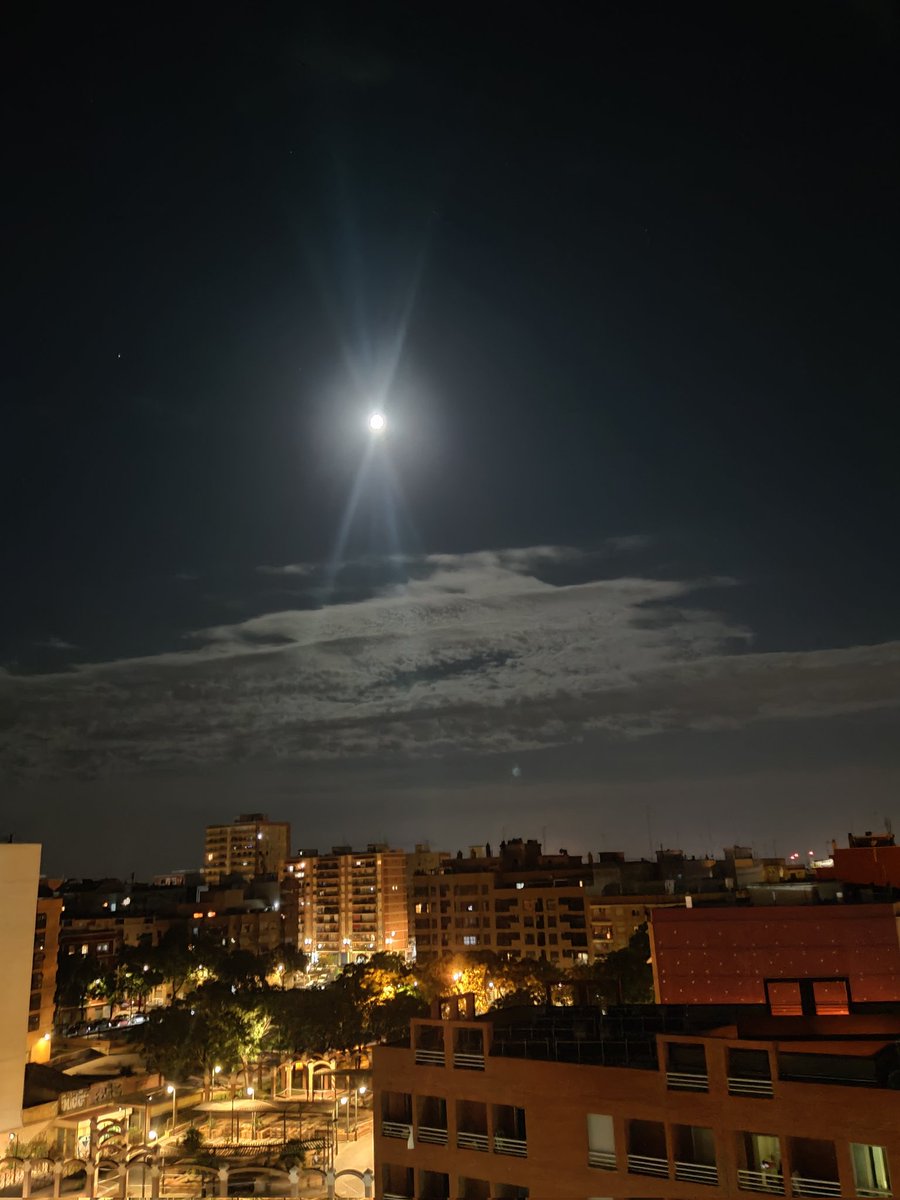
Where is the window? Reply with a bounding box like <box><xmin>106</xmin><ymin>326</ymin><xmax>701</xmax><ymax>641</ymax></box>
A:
<box><xmin>587</xmin><ymin>1113</ymin><xmax>616</xmax><ymax>1170</ymax></box>
<box><xmin>463</xmin><ymin>935</ymin><xmax>478</xmax><ymax>946</ymax></box>
<box><xmin>813</xmin><ymin>979</ymin><xmax>849</xmax><ymax>1016</ymax></box>
<box><xmin>851</xmin><ymin>1143</ymin><xmax>891</xmax><ymax>1197</ymax></box>
<box><xmin>767</xmin><ymin>980</ymin><xmax>802</xmax><ymax>1016</ymax></box>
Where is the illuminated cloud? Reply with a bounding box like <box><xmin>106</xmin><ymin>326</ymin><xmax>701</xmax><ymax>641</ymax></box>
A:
<box><xmin>1</xmin><ymin>546</ymin><xmax>898</xmax><ymax>780</ymax></box>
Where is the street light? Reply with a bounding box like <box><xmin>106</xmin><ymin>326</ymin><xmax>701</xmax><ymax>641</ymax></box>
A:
<box><xmin>247</xmin><ymin>1087</ymin><xmax>256</xmax><ymax>1141</ymax></box>
<box><xmin>166</xmin><ymin>1084</ymin><xmax>177</xmax><ymax>1129</ymax></box>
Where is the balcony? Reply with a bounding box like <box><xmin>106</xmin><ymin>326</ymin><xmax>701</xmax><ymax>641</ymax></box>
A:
<box><xmin>666</xmin><ymin>1070</ymin><xmax>709</xmax><ymax>1092</ymax></box>
<box><xmin>587</xmin><ymin>1149</ymin><xmax>616</xmax><ymax>1170</ymax></box>
<box><xmin>737</xmin><ymin>1167</ymin><xmax>785</xmax><ymax>1193</ymax></box>
<box><xmin>728</xmin><ymin>1076</ymin><xmax>775</xmax><ymax>1098</ymax></box>
<box><xmin>457</xmin><ymin>1131</ymin><xmax>489</xmax><ymax>1153</ymax></box>
<box><xmin>675</xmin><ymin>1161</ymin><xmax>718</xmax><ymax>1186</ymax></box>
<box><xmin>789</xmin><ymin>1180</ymin><xmax>841</xmax><ymax>1197</ymax></box>
<box><xmin>417</xmin><ymin>1126</ymin><xmax>448</xmax><ymax>1146</ymax></box>
<box><xmin>454</xmin><ymin>1050</ymin><xmax>485</xmax><ymax>1069</ymax></box>
<box><xmin>628</xmin><ymin>1154</ymin><xmax>669</xmax><ymax>1178</ymax></box>
<box><xmin>415</xmin><ymin>1047</ymin><xmax>445</xmax><ymax>1066</ymax></box>
<box><xmin>382</xmin><ymin>1121</ymin><xmax>412</xmax><ymax>1140</ymax></box>
<box><xmin>493</xmin><ymin>1135</ymin><xmax>527</xmax><ymax>1158</ymax></box>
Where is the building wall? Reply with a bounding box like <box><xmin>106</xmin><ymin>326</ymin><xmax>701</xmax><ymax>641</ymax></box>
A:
<box><xmin>203</xmin><ymin>814</ymin><xmax>291</xmax><ymax>885</ymax></box>
<box><xmin>651</xmin><ymin>904</ymin><xmax>900</xmax><ymax>1005</ymax></box>
<box><xmin>0</xmin><ymin>844</ymin><xmax>41</xmax><ymax>1133</ymax></box>
<box><xmin>374</xmin><ymin>1012</ymin><xmax>900</xmax><ymax>1199</ymax></box>
<box><xmin>818</xmin><ymin>845</ymin><xmax>900</xmax><ymax>889</ymax></box>
<box><xmin>27</xmin><ymin>894</ymin><xmax>61</xmax><ymax>1064</ymax></box>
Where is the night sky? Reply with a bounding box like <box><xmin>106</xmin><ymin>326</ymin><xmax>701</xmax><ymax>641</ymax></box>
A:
<box><xmin>4</xmin><ymin>2</ymin><xmax>899</xmax><ymax>877</ymax></box>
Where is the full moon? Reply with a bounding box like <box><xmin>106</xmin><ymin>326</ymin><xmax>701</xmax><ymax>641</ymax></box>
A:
<box><xmin>368</xmin><ymin>411</ymin><xmax>386</xmax><ymax>434</ymax></box>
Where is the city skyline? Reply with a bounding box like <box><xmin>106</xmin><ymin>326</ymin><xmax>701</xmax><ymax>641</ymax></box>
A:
<box><xmin>4</xmin><ymin>4</ymin><xmax>898</xmax><ymax>874</ymax></box>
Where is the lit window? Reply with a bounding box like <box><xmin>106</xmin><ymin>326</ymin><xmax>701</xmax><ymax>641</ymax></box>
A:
<box><xmin>851</xmin><ymin>1144</ymin><xmax>891</xmax><ymax>1197</ymax></box>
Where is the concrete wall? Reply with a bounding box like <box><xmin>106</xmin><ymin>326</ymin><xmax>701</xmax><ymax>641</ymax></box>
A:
<box><xmin>0</xmin><ymin>844</ymin><xmax>41</xmax><ymax>1133</ymax></box>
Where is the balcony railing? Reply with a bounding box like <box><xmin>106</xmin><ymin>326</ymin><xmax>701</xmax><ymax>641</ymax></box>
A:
<box><xmin>855</xmin><ymin>1189</ymin><xmax>892</xmax><ymax>1199</ymax></box>
<box><xmin>416</xmin><ymin>1125</ymin><xmax>448</xmax><ymax>1146</ymax></box>
<box><xmin>675</xmin><ymin>1161</ymin><xmax>718</xmax><ymax>1186</ymax></box>
<box><xmin>587</xmin><ymin>1148</ymin><xmax>616</xmax><ymax>1170</ymax></box>
<box><xmin>383</xmin><ymin>1193</ymin><xmax>413</xmax><ymax>1199</ymax></box>
<box><xmin>453</xmin><ymin>1051</ymin><xmax>485</xmax><ymax>1070</ymax></box>
<box><xmin>627</xmin><ymin>1153</ymin><xmax>669</xmax><ymax>1178</ymax></box>
<box><xmin>728</xmin><ymin>1076</ymin><xmax>775</xmax><ymax>1098</ymax></box>
<box><xmin>381</xmin><ymin>1121</ymin><xmax>411</xmax><ymax>1140</ymax></box>
<box><xmin>737</xmin><ymin>1167</ymin><xmax>785</xmax><ymax>1193</ymax></box>
<box><xmin>789</xmin><ymin>1178</ymin><xmax>841</xmax><ymax>1197</ymax></box>
<box><xmin>666</xmin><ymin>1070</ymin><xmax>709</xmax><ymax>1092</ymax></box>
<box><xmin>494</xmin><ymin>1135</ymin><xmax>527</xmax><ymax>1158</ymax></box>
<box><xmin>414</xmin><ymin>1048</ymin><xmax>445</xmax><ymax>1066</ymax></box>
<box><xmin>457</xmin><ymin>1130</ymin><xmax>489</xmax><ymax>1152</ymax></box>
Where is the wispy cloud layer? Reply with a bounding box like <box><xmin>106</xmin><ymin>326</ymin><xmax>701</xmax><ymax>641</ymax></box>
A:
<box><xmin>2</xmin><ymin>546</ymin><xmax>898</xmax><ymax>780</ymax></box>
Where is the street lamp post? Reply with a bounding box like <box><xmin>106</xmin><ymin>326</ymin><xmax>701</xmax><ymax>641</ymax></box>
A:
<box><xmin>247</xmin><ymin>1087</ymin><xmax>255</xmax><ymax>1141</ymax></box>
<box><xmin>166</xmin><ymin>1085</ymin><xmax>177</xmax><ymax>1131</ymax></box>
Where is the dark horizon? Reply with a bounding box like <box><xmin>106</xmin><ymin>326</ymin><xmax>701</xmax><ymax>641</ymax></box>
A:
<box><xmin>4</xmin><ymin>2</ymin><xmax>899</xmax><ymax>875</ymax></box>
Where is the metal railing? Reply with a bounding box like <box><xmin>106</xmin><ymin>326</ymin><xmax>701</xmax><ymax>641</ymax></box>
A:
<box><xmin>675</xmin><ymin>1160</ymin><xmax>718</xmax><ymax>1186</ymax></box>
<box><xmin>627</xmin><ymin>1153</ymin><xmax>669</xmax><ymax>1178</ymax></box>
<box><xmin>728</xmin><ymin>1076</ymin><xmax>775</xmax><ymax>1098</ymax></box>
<box><xmin>855</xmin><ymin>1189</ymin><xmax>892</xmax><ymax>1199</ymax></box>
<box><xmin>737</xmin><ymin>1166</ymin><xmax>785</xmax><ymax>1193</ymax></box>
<box><xmin>457</xmin><ymin>1130</ymin><xmax>489</xmax><ymax>1152</ymax></box>
<box><xmin>381</xmin><ymin>1120</ymin><xmax>411</xmax><ymax>1140</ymax></box>
<box><xmin>666</xmin><ymin>1070</ymin><xmax>709</xmax><ymax>1091</ymax></box>
<box><xmin>493</xmin><ymin>1135</ymin><xmax>527</xmax><ymax>1158</ymax></box>
<box><xmin>383</xmin><ymin>1193</ymin><xmax>413</xmax><ymax>1199</ymax></box>
<box><xmin>788</xmin><ymin>1177</ymin><xmax>841</xmax><ymax>1197</ymax></box>
<box><xmin>587</xmin><ymin>1148</ymin><xmax>616</xmax><ymax>1170</ymax></box>
<box><xmin>453</xmin><ymin>1051</ymin><xmax>485</xmax><ymax>1070</ymax></box>
<box><xmin>416</xmin><ymin>1125</ymin><xmax>448</xmax><ymax>1146</ymax></box>
<box><xmin>414</xmin><ymin>1047</ymin><xmax>445</xmax><ymax>1066</ymax></box>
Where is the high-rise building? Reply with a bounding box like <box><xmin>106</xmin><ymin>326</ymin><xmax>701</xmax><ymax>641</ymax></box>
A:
<box><xmin>373</xmin><ymin>991</ymin><xmax>900</xmax><ymax>1200</ymax></box>
<box><xmin>27</xmin><ymin>888</ymin><xmax>61</xmax><ymax>1064</ymax></box>
<box><xmin>284</xmin><ymin>845</ymin><xmax>408</xmax><ymax>964</ymax></box>
<box><xmin>203</xmin><ymin>812</ymin><xmax>291</xmax><ymax>885</ymax></box>
<box><xmin>0</xmin><ymin>844</ymin><xmax>41</xmax><ymax>1134</ymax></box>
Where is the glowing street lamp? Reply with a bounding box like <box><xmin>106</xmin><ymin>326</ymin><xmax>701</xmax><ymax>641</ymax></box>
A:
<box><xmin>166</xmin><ymin>1084</ymin><xmax>177</xmax><ymax>1128</ymax></box>
<box><xmin>367</xmin><ymin>411</ymin><xmax>386</xmax><ymax>435</ymax></box>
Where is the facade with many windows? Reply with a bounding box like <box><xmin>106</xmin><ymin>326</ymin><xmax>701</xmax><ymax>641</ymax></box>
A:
<box><xmin>27</xmin><ymin>890</ymin><xmax>61</xmax><ymax>1063</ymax></box>
<box><xmin>284</xmin><ymin>844</ymin><xmax>409</xmax><ymax>964</ymax></box>
<box><xmin>374</xmin><ymin>993</ymin><xmax>900</xmax><ymax>1199</ymax></box>
<box><xmin>203</xmin><ymin>812</ymin><xmax>291</xmax><ymax>885</ymax></box>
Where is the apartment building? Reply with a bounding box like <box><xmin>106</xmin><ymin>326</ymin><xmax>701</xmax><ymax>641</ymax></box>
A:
<box><xmin>284</xmin><ymin>844</ymin><xmax>409</xmax><ymax>964</ymax></box>
<box><xmin>0</xmin><ymin>844</ymin><xmax>42</xmax><ymax>1134</ymax></box>
<box><xmin>374</xmin><ymin>992</ymin><xmax>900</xmax><ymax>1199</ymax></box>
<box><xmin>203</xmin><ymin>812</ymin><xmax>291</xmax><ymax>885</ymax></box>
<box><xmin>411</xmin><ymin>841</ymin><xmax>694</xmax><ymax>965</ymax></box>
<box><xmin>27</xmin><ymin>888</ymin><xmax>62</xmax><ymax>1064</ymax></box>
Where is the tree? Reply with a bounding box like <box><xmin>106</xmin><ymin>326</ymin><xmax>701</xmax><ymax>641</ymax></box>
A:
<box><xmin>56</xmin><ymin>952</ymin><xmax>107</xmax><ymax>1019</ymax></box>
<box><xmin>138</xmin><ymin>996</ymin><xmax>253</xmax><ymax>1087</ymax></box>
<box><xmin>583</xmin><ymin>924</ymin><xmax>654</xmax><ymax>1004</ymax></box>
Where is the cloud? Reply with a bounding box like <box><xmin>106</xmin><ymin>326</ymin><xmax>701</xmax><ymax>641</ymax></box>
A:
<box><xmin>255</xmin><ymin>563</ymin><xmax>319</xmax><ymax>578</ymax></box>
<box><xmin>33</xmin><ymin>637</ymin><xmax>79</xmax><ymax>651</ymax></box>
<box><xmin>1</xmin><ymin>546</ymin><xmax>898</xmax><ymax>781</ymax></box>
